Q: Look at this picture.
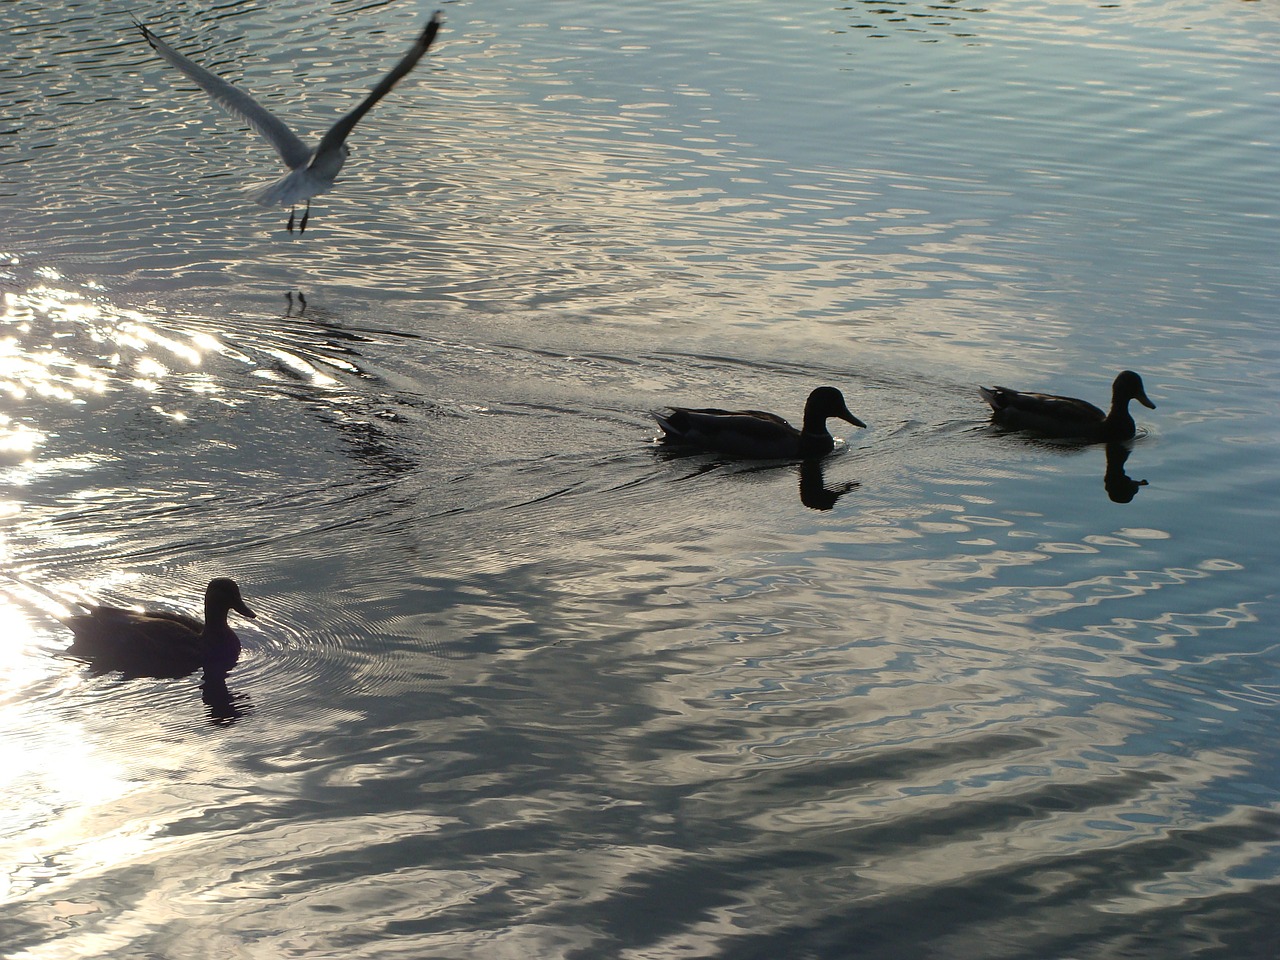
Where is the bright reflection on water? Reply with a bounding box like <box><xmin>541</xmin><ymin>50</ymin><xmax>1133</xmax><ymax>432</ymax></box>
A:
<box><xmin>1</xmin><ymin>0</ymin><xmax>1278</xmax><ymax>956</ymax></box>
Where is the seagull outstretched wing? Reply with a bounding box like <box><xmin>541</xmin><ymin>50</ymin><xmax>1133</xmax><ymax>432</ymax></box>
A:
<box><xmin>135</xmin><ymin>13</ymin><xmax>443</xmax><ymax>231</ymax></box>
<box><xmin>138</xmin><ymin>23</ymin><xmax>312</xmax><ymax>170</ymax></box>
<box><xmin>314</xmin><ymin>13</ymin><xmax>442</xmax><ymax>163</ymax></box>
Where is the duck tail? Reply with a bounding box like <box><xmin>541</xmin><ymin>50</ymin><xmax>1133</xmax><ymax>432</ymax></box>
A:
<box><xmin>651</xmin><ymin>410</ymin><xmax>676</xmax><ymax>436</ymax></box>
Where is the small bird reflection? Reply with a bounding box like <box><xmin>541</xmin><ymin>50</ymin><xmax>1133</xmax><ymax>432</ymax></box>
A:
<box><xmin>1104</xmin><ymin>442</ymin><xmax>1148</xmax><ymax>504</ymax></box>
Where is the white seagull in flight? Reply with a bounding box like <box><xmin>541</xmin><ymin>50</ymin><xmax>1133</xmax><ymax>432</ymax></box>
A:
<box><xmin>137</xmin><ymin>13</ymin><xmax>442</xmax><ymax>232</ymax></box>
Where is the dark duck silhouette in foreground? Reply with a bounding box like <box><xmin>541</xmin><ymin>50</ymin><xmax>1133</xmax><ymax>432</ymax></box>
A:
<box><xmin>979</xmin><ymin>370</ymin><xmax>1156</xmax><ymax>442</ymax></box>
<box><xmin>653</xmin><ymin>386</ymin><xmax>867</xmax><ymax>460</ymax></box>
<box><xmin>65</xmin><ymin>578</ymin><xmax>255</xmax><ymax>680</ymax></box>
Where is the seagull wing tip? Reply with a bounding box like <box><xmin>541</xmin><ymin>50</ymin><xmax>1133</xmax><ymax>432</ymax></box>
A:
<box><xmin>131</xmin><ymin>16</ymin><xmax>156</xmax><ymax>46</ymax></box>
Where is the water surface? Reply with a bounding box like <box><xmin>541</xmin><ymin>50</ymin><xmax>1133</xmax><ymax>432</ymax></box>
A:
<box><xmin>2</xmin><ymin>0</ymin><xmax>1278</xmax><ymax>957</ymax></box>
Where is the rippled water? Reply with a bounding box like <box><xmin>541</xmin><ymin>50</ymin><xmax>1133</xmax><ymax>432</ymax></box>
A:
<box><xmin>2</xmin><ymin>0</ymin><xmax>1278</xmax><ymax>957</ymax></box>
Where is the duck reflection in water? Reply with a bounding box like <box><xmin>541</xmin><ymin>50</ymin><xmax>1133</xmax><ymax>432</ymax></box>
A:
<box><xmin>651</xmin><ymin>444</ymin><xmax>860</xmax><ymax>512</ymax></box>
<box><xmin>799</xmin><ymin>458</ymin><xmax>859</xmax><ymax>511</ymax></box>
<box><xmin>199</xmin><ymin>673</ymin><xmax>252</xmax><ymax>725</ymax></box>
<box><xmin>1104</xmin><ymin>442</ymin><xmax>1148</xmax><ymax>504</ymax></box>
<box><xmin>64</xmin><ymin>578</ymin><xmax>256</xmax><ymax>721</ymax></box>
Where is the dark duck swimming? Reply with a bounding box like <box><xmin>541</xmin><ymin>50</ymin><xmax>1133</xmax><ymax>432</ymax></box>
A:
<box><xmin>64</xmin><ymin>577</ymin><xmax>255</xmax><ymax>680</ymax></box>
<box><xmin>653</xmin><ymin>386</ymin><xmax>867</xmax><ymax>460</ymax></box>
<box><xmin>979</xmin><ymin>370</ymin><xmax>1156</xmax><ymax>442</ymax></box>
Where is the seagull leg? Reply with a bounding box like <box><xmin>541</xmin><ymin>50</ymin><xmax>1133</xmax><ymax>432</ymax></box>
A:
<box><xmin>299</xmin><ymin>199</ymin><xmax>311</xmax><ymax>234</ymax></box>
<box><xmin>287</xmin><ymin>207</ymin><xmax>297</xmax><ymax>232</ymax></box>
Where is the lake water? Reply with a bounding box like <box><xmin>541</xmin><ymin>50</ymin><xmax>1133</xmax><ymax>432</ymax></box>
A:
<box><xmin>2</xmin><ymin>0</ymin><xmax>1277</xmax><ymax>956</ymax></box>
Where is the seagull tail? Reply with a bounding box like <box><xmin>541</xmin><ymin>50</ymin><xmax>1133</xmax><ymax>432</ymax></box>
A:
<box><xmin>253</xmin><ymin>166</ymin><xmax>330</xmax><ymax>208</ymax></box>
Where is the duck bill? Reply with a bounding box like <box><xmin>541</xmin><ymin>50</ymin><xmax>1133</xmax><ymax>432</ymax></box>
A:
<box><xmin>1137</xmin><ymin>389</ymin><xmax>1156</xmax><ymax>410</ymax></box>
<box><xmin>840</xmin><ymin>410</ymin><xmax>867</xmax><ymax>429</ymax></box>
<box><xmin>234</xmin><ymin>600</ymin><xmax>257</xmax><ymax>620</ymax></box>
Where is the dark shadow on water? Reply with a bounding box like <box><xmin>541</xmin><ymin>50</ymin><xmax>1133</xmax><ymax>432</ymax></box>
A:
<box><xmin>533</xmin><ymin>743</ymin><xmax>1279</xmax><ymax>960</ymax></box>
<box><xmin>261</xmin><ymin>289</ymin><xmax>431</xmax><ymax>484</ymax></box>
<box><xmin>842</xmin><ymin>0</ymin><xmax>984</xmax><ymax>43</ymax></box>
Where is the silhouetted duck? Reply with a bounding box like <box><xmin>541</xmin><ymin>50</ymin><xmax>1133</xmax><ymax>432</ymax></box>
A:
<box><xmin>65</xmin><ymin>578</ymin><xmax>255</xmax><ymax>679</ymax></box>
<box><xmin>979</xmin><ymin>370</ymin><xmax>1155</xmax><ymax>442</ymax></box>
<box><xmin>653</xmin><ymin>386</ymin><xmax>866</xmax><ymax>459</ymax></box>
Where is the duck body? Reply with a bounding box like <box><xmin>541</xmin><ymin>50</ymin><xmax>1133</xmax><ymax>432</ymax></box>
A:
<box><xmin>65</xmin><ymin>578</ymin><xmax>255</xmax><ymax>679</ymax></box>
<box><xmin>979</xmin><ymin>370</ymin><xmax>1155</xmax><ymax>442</ymax></box>
<box><xmin>653</xmin><ymin>385</ymin><xmax>866</xmax><ymax>459</ymax></box>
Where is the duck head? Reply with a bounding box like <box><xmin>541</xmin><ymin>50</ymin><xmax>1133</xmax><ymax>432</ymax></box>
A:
<box><xmin>205</xmin><ymin>578</ymin><xmax>256</xmax><ymax>623</ymax></box>
<box><xmin>1114</xmin><ymin>371</ymin><xmax>1156</xmax><ymax>410</ymax></box>
<box><xmin>805</xmin><ymin>386</ymin><xmax>867</xmax><ymax>430</ymax></box>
